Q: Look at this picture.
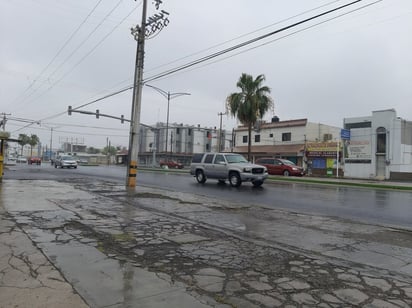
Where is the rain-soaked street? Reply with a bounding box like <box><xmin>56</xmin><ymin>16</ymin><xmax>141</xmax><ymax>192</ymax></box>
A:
<box><xmin>1</xmin><ymin>165</ymin><xmax>412</xmax><ymax>307</ymax></box>
<box><xmin>6</xmin><ymin>164</ymin><xmax>412</xmax><ymax>228</ymax></box>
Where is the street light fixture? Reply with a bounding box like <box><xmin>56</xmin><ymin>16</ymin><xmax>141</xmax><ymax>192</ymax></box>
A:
<box><xmin>145</xmin><ymin>84</ymin><xmax>190</xmax><ymax>155</ymax></box>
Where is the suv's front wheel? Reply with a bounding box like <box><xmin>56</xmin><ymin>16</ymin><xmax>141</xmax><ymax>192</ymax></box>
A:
<box><xmin>195</xmin><ymin>170</ymin><xmax>206</xmax><ymax>184</ymax></box>
<box><xmin>229</xmin><ymin>172</ymin><xmax>241</xmax><ymax>187</ymax></box>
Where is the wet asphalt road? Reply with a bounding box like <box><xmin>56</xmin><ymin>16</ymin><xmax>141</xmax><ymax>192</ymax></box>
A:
<box><xmin>5</xmin><ymin>164</ymin><xmax>412</xmax><ymax>229</ymax></box>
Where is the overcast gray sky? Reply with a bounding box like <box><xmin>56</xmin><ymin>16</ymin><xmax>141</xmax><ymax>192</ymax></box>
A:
<box><xmin>1</xmin><ymin>0</ymin><xmax>411</xmax><ymax>149</ymax></box>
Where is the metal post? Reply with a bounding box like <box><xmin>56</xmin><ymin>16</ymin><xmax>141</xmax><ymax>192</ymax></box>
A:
<box><xmin>127</xmin><ymin>0</ymin><xmax>148</xmax><ymax>187</ymax></box>
<box><xmin>336</xmin><ymin>140</ymin><xmax>339</xmax><ymax>178</ymax></box>
<box><xmin>50</xmin><ymin>128</ymin><xmax>53</xmax><ymax>160</ymax></box>
<box><xmin>218</xmin><ymin>112</ymin><xmax>226</xmax><ymax>152</ymax></box>
<box><xmin>145</xmin><ymin>84</ymin><xmax>190</xmax><ymax>156</ymax></box>
<box><xmin>166</xmin><ymin>92</ymin><xmax>170</xmax><ymax>155</ymax></box>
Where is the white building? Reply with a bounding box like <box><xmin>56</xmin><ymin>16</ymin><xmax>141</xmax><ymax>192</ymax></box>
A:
<box><xmin>343</xmin><ymin>109</ymin><xmax>412</xmax><ymax>180</ymax></box>
<box><xmin>233</xmin><ymin>117</ymin><xmax>342</xmax><ymax>169</ymax></box>
<box><xmin>134</xmin><ymin>123</ymin><xmax>233</xmax><ymax>166</ymax></box>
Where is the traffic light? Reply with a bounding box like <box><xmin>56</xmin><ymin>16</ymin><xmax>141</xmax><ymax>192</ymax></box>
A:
<box><xmin>68</xmin><ymin>106</ymin><xmax>72</xmax><ymax>115</ymax></box>
<box><xmin>96</xmin><ymin>109</ymin><xmax>99</xmax><ymax>119</ymax></box>
<box><xmin>121</xmin><ymin>115</ymin><xmax>124</xmax><ymax>123</ymax></box>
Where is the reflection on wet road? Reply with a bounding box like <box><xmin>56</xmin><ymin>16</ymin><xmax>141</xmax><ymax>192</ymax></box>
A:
<box><xmin>5</xmin><ymin>164</ymin><xmax>412</xmax><ymax>229</ymax></box>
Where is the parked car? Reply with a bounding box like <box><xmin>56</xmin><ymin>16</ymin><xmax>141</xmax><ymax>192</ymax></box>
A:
<box><xmin>54</xmin><ymin>155</ymin><xmax>78</xmax><ymax>169</ymax></box>
<box><xmin>16</xmin><ymin>156</ymin><xmax>27</xmax><ymax>163</ymax></box>
<box><xmin>6</xmin><ymin>157</ymin><xmax>16</xmax><ymax>165</ymax></box>
<box><xmin>255</xmin><ymin>158</ymin><xmax>305</xmax><ymax>176</ymax></box>
<box><xmin>160</xmin><ymin>160</ymin><xmax>184</xmax><ymax>169</ymax></box>
<box><xmin>28</xmin><ymin>157</ymin><xmax>42</xmax><ymax>165</ymax></box>
<box><xmin>190</xmin><ymin>152</ymin><xmax>268</xmax><ymax>187</ymax></box>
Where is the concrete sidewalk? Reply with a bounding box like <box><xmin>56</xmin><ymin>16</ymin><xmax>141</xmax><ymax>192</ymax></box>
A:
<box><xmin>1</xmin><ymin>179</ymin><xmax>412</xmax><ymax>307</ymax></box>
<box><xmin>0</xmin><ymin>205</ymin><xmax>88</xmax><ymax>307</ymax></box>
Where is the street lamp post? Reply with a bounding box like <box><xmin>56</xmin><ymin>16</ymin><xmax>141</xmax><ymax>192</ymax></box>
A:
<box><xmin>218</xmin><ymin>112</ymin><xmax>227</xmax><ymax>152</ymax></box>
<box><xmin>145</xmin><ymin>84</ymin><xmax>190</xmax><ymax>154</ymax></box>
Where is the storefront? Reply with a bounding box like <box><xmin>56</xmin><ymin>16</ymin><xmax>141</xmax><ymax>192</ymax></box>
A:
<box><xmin>305</xmin><ymin>142</ymin><xmax>343</xmax><ymax>177</ymax></box>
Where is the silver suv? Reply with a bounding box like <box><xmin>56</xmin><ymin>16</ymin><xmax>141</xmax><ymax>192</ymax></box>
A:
<box><xmin>190</xmin><ymin>153</ymin><xmax>268</xmax><ymax>187</ymax></box>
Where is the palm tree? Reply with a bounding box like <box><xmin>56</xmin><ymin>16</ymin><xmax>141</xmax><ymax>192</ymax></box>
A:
<box><xmin>28</xmin><ymin>134</ymin><xmax>40</xmax><ymax>157</ymax></box>
<box><xmin>18</xmin><ymin>134</ymin><xmax>30</xmax><ymax>156</ymax></box>
<box><xmin>226</xmin><ymin>73</ymin><xmax>273</xmax><ymax>161</ymax></box>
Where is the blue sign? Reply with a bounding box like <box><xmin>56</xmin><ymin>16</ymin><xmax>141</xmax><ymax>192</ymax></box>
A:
<box><xmin>340</xmin><ymin>129</ymin><xmax>351</xmax><ymax>140</ymax></box>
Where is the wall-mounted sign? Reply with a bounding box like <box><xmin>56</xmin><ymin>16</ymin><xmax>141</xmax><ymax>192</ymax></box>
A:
<box><xmin>341</xmin><ymin>129</ymin><xmax>351</xmax><ymax>140</ymax></box>
<box><xmin>345</xmin><ymin>140</ymin><xmax>371</xmax><ymax>159</ymax></box>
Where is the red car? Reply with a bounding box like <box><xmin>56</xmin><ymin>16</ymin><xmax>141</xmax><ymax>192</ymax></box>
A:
<box><xmin>255</xmin><ymin>158</ymin><xmax>305</xmax><ymax>176</ymax></box>
<box><xmin>28</xmin><ymin>157</ymin><xmax>42</xmax><ymax>165</ymax></box>
<box><xmin>159</xmin><ymin>160</ymin><xmax>184</xmax><ymax>169</ymax></box>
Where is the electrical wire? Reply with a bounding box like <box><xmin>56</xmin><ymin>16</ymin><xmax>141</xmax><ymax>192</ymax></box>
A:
<box><xmin>143</xmin><ymin>0</ymin><xmax>367</xmax><ymax>84</ymax></box>
<box><xmin>15</xmin><ymin>0</ymin><xmax>126</xmax><ymax>108</ymax></box>
<box><xmin>60</xmin><ymin>0</ymin><xmax>372</xmax><ymax>115</ymax></box>
<box><xmin>9</xmin><ymin>0</ymin><xmax>103</xmax><ymax>107</ymax></box>
<box><xmin>143</xmin><ymin>0</ymin><xmax>343</xmax><ymax>75</ymax></box>
<box><xmin>13</xmin><ymin>0</ymin><xmax>379</xmax><ymax>133</ymax></box>
<box><xmin>151</xmin><ymin>0</ymin><xmax>384</xmax><ymax>83</ymax></box>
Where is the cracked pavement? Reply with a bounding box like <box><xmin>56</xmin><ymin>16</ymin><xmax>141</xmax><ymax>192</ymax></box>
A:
<box><xmin>1</xmin><ymin>179</ymin><xmax>412</xmax><ymax>307</ymax></box>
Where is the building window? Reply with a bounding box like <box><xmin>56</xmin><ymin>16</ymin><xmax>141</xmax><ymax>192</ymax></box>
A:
<box><xmin>242</xmin><ymin>136</ymin><xmax>248</xmax><ymax>143</ymax></box>
<box><xmin>323</xmin><ymin>133</ymin><xmax>332</xmax><ymax>141</ymax></box>
<box><xmin>176</xmin><ymin>128</ymin><xmax>180</xmax><ymax>135</ymax></box>
<box><xmin>282</xmin><ymin>132</ymin><xmax>291</xmax><ymax>142</ymax></box>
<box><xmin>376</xmin><ymin>127</ymin><xmax>386</xmax><ymax>154</ymax></box>
<box><xmin>188</xmin><ymin>129</ymin><xmax>192</xmax><ymax>136</ymax></box>
<box><xmin>205</xmin><ymin>143</ymin><xmax>210</xmax><ymax>151</ymax></box>
<box><xmin>255</xmin><ymin>135</ymin><xmax>260</xmax><ymax>143</ymax></box>
<box><xmin>345</xmin><ymin>121</ymin><xmax>372</xmax><ymax>129</ymax></box>
<box><xmin>269</xmin><ymin>133</ymin><xmax>273</xmax><ymax>138</ymax></box>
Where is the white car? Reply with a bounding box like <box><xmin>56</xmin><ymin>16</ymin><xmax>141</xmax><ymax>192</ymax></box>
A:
<box><xmin>54</xmin><ymin>155</ymin><xmax>78</xmax><ymax>169</ymax></box>
<box><xmin>6</xmin><ymin>157</ymin><xmax>17</xmax><ymax>165</ymax></box>
<box><xmin>16</xmin><ymin>156</ymin><xmax>27</xmax><ymax>163</ymax></box>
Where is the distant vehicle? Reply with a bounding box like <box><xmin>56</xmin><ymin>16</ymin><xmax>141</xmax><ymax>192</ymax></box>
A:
<box><xmin>160</xmin><ymin>160</ymin><xmax>184</xmax><ymax>169</ymax></box>
<box><xmin>16</xmin><ymin>156</ymin><xmax>27</xmax><ymax>163</ymax></box>
<box><xmin>190</xmin><ymin>152</ymin><xmax>268</xmax><ymax>187</ymax></box>
<box><xmin>54</xmin><ymin>155</ymin><xmax>78</xmax><ymax>169</ymax></box>
<box><xmin>6</xmin><ymin>157</ymin><xmax>16</xmax><ymax>165</ymax></box>
<box><xmin>28</xmin><ymin>157</ymin><xmax>42</xmax><ymax>165</ymax></box>
<box><xmin>255</xmin><ymin>158</ymin><xmax>305</xmax><ymax>176</ymax></box>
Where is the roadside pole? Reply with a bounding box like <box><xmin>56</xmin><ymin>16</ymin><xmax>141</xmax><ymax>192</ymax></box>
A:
<box><xmin>336</xmin><ymin>140</ymin><xmax>339</xmax><ymax>178</ymax></box>
<box><xmin>127</xmin><ymin>0</ymin><xmax>148</xmax><ymax>187</ymax></box>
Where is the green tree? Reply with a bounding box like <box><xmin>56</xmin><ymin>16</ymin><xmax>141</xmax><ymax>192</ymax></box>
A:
<box><xmin>226</xmin><ymin>73</ymin><xmax>273</xmax><ymax>161</ymax></box>
<box><xmin>101</xmin><ymin>145</ymin><xmax>117</xmax><ymax>156</ymax></box>
<box><xmin>87</xmin><ymin>147</ymin><xmax>101</xmax><ymax>154</ymax></box>
<box><xmin>18</xmin><ymin>134</ymin><xmax>30</xmax><ymax>156</ymax></box>
<box><xmin>28</xmin><ymin>134</ymin><xmax>40</xmax><ymax>157</ymax></box>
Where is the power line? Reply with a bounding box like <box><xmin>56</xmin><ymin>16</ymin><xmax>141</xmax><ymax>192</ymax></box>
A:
<box><xmin>143</xmin><ymin>0</ymin><xmax>343</xmax><ymax>76</ymax></box>
<box><xmin>156</xmin><ymin>0</ymin><xmax>383</xmax><ymax>83</ymax></box>
<box><xmin>143</xmin><ymin>0</ymin><xmax>368</xmax><ymax>83</ymax></box>
<box><xmin>14</xmin><ymin>0</ymin><xmax>378</xmax><ymax>131</ymax></box>
<box><xmin>10</xmin><ymin>0</ymin><xmax>104</xmax><ymax>107</ymax></box>
<box><xmin>68</xmin><ymin>0</ymin><xmax>373</xmax><ymax>112</ymax></box>
<box><xmin>14</xmin><ymin>0</ymin><xmax>128</xmax><ymax>108</ymax></box>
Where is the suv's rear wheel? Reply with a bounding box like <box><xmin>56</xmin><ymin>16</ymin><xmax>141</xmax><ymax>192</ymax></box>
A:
<box><xmin>229</xmin><ymin>172</ymin><xmax>241</xmax><ymax>187</ymax></box>
<box><xmin>195</xmin><ymin>170</ymin><xmax>206</xmax><ymax>183</ymax></box>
